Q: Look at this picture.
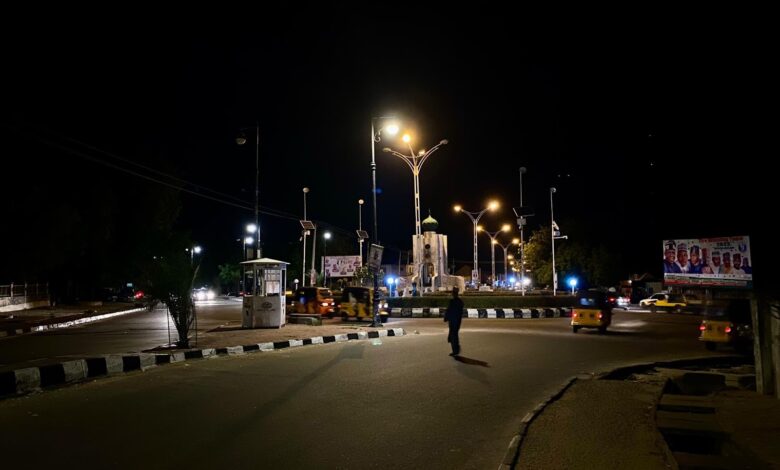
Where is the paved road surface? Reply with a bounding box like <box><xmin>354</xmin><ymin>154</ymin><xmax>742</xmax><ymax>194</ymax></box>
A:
<box><xmin>0</xmin><ymin>310</ymin><xmax>717</xmax><ymax>469</ymax></box>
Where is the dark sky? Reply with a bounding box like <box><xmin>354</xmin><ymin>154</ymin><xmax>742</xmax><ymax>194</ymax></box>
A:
<box><xmin>3</xmin><ymin>15</ymin><xmax>772</xmax><ymax>290</ymax></box>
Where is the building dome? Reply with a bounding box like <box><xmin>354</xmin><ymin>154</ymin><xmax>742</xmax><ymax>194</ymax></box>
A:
<box><xmin>422</xmin><ymin>211</ymin><xmax>439</xmax><ymax>232</ymax></box>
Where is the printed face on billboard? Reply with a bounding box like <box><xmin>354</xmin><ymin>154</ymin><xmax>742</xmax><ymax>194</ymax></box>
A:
<box><xmin>662</xmin><ymin>236</ymin><xmax>752</xmax><ymax>289</ymax></box>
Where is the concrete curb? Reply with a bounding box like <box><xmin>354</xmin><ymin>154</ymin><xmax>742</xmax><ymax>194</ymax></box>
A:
<box><xmin>0</xmin><ymin>327</ymin><xmax>405</xmax><ymax>399</ymax></box>
<box><xmin>499</xmin><ymin>376</ymin><xmax>579</xmax><ymax>470</ymax></box>
<box><xmin>498</xmin><ymin>354</ymin><xmax>747</xmax><ymax>469</ymax></box>
<box><xmin>393</xmin><ymin>307</ymin><xmax>571</xmax><ymax>319</ymax></box>
<box><xmin>0</xmin><ymin>307</ymin><xmax>146</xmax><ymax>339</ymax></box>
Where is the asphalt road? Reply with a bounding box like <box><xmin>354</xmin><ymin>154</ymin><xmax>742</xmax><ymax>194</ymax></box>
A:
<box><xmin>0</xmin><ymin>310</ymin><xmax>717</xmax><ymax>469</ymax></box>
<box><xmin>0</xmin><ymin>299</ymin><xmax>241</xmax><ymax>370</ymax></box>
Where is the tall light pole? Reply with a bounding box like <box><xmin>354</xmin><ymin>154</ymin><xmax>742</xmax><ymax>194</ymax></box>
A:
<box><xmin>302</xmin><ymin>187</ymin><xmax>309</xmax><ymax>286</ymax></box>
<box><xmin>383</xmin><ymin>136</ymin><xmax>448</xmax><ymax>238</ymax></box>
<box><xmin>550</xmin><ymin>187</ymin><xmax>568</xmax><ymax>296</ymax></box>
<box><xmin>478</xmin><ymin>224</ymin><xmax>511</xmax><ymax>287</ymax></box>
<box><xmin>370</xmin><ymin>117</ymin><xmax>399</xmax><ymax>326</ymax></box>
<box><xmin>236</xmin><ymin>123</ymin><xmax>261</xmax><ymax>258</ymax></box>
<box><xmin>358</xmin><ymin>198</ymin><xmax>364</xmax><ymax>264</ymax></box>
<box><xmin>243</xmin><ymin>236</ymin><xmax>253</xmax><ymax>260</ymax></box>
<box><xmin>189</xmin><ymin>245</ymin><xmax>202</xmax><ymax>266</ymax></box>
<box><xmin>322</xmin><ymin>231</ymin><xmax>331</xmax><ymax>287</ymax></box>
<box><xmin>454</xmin><ymin>201</ymin><xmax>499</xmax><ymax>287</ymax></box>
<box><xmin>519</xmin><ymin>167</ymin><xmax>527</xmax><ymax>296</ymax></box>
<box><xmin>496</xmin><ymin>238</ymin><xmax>521</xmax><ymax>286</ymax></box>
<box><xmin>551</xmin><ymin>187</ymin><xmax>557</xmax><ymax>296</ymax></box>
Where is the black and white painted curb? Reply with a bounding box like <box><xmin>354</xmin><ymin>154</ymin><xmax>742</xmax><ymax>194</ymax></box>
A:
<box><xmin>389</xmin><ymin>307</ymin><xmax>571</xmax><ymax>319</ymax></box>
<box><xmin>0</xmin><ymin>307</ymin><xmax>146</xmax><ymax>339</ymax></box>
<box><xmin>0</xmin><ymin>328</ymin><xmax>405</xmax><ymax>398</ymax></box>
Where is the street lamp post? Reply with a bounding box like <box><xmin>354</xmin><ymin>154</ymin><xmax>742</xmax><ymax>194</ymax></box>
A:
<box><xmin>189</xmin><ymin>245</ymin><xmax>202</xmax><ymax>266</ymax></box>
<box><xmin>358</xmin><ymin>198</ymin><xmax>364</xmax><ymax>264</ymax></box>
<box><xmin>322</xmin><ymin>231</ymin><xmax>331</xmax><ymax>287</ymax></box>
<box><xmin>550</xmin><ymin>187</ymin><xmax>568</xmax><ymax>296</ymax></box>
<box><xmin>383</xmin><ymin>136</ymin><xmax>448</xmax><ymax>238</ymax></box>
<box><xmin>518</xmin><ymin>167</ymin><xmax>527</xmax><ymax>296</ymax></box>
<box><xmin>568</xmin><ymin>277</ymin><xmax>578</xmax><ymax>295</ymax></box>
<box><xmin>496</xmin><ymin>238</ymin><xmax>521</xmax><ymax>287</ymax></box>
<box><xmin>302</xmin><ymin>187</ymin><xmax>309</xmax><ymax>286</ymax></box>
<box><xmin>236</xmin><ymin>124</ymin><xmax>261</xmax><ymax>258</ymax></box>
<box><xmin>478</xmin><ymin>224</ymin><xmax>511</xmax><ymax>287</ymax></box>
<box><xmin>243</xmin><ymin>236</ymin><xmax>253</xmax><ymax>260</ymax></box>
<box><xmin>551</xmin><ymin>187</ymin><xmax>557</xmax><ymax>296</ymax></box>
<box><xmin>370</xmin><ymin>117</ymin><xmax>399</xmax><ymax>326</ymax></box>
<box><xmin>383</xmin><ymin>135</ymin><xmax>448</xmax><ymax>286</ymax></box>
<box><xmin>454</xmin><ymin>201</ymin><xmax>499</xmax><ymax>287</ymax></box>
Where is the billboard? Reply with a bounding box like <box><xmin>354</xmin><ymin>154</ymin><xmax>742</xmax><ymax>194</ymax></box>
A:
<box><xmin>663</xmin><ymin>236</ymin><xmax>752</xmax><ymax>288</ymax></box>
<box><xmin>323</xmin><ymin>256</ymin><xmax>362</xmax><ymax>277</ymax></box>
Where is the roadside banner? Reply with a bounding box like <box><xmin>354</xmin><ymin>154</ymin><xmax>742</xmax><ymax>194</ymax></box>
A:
<box><xmin>323</xmin><ymin>256</ymin><xmax>362</xmax><ymax>278</ymax></box>
<box><xmin>662</xmin><ymin>236</ymin><xmax>752</xmax><ymax>288</ymax></box>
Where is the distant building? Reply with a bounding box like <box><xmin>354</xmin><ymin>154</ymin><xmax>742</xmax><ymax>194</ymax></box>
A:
<box><xmin>397</xmin><ymin>213</ymin><xmax>465</xmax><ymax>295</ymax></box>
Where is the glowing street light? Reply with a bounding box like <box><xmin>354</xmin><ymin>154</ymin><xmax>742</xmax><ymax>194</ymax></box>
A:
<box><xmin>495</xmin><ymin>237</ymin><xmax>521</xmax><ymax>287</ymax></box>
<box><xmin>188</xmin><ymin>245</ymin><xmax>202</xmax><ymax>266</ymax></box>
<box><xmin>568</xmin><ymin>277</ymin><xmax>578</xmax><ymax>295</ymax></box>
<box><xmin>478</xmin><ymin>224</ymin><xmax>512</xmax><ymax>287</ymax></box>
<box><xmin>454</xmin><ymin>201</ymin><xmax>499</xmax><ymax>287</ymax></box>
<box><xmin>321</xmin><ymin>231</ymin><xmax>332</xmax><ymax>287</ymax></box>
<box><xmin>383</xmin><ymin>134</ymin><xmax>448</xmax><ymax>286</ymax></box>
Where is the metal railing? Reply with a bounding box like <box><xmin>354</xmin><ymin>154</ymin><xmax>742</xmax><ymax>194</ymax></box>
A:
<box><xmin>0</xmin><ymin>283</ymin><xmax>49</xmax><ymax>301</ymax></box>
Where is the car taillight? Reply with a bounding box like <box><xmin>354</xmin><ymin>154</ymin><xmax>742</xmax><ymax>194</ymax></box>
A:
<box><xmin>699</xmin><ymin>324</ymin><xmax>706</xmax><ymax>331</ymax></box>
<box><xmin>598</xmin><ymin>312</ymin><xmax>603</xmax><ymax>319</ymax></box>
<box><xmin>572</xmin><ymin>312</ymin><xmax>578</xmax><ymax>318</ymax></box>
<box><xmin>134</xmin><ymin>291</ymin><xmax>144</xmax><ymax>299</ymax></box>
<box><xmin>725</xmin><ymin>325</ymin><xmax>733</xmax><ymax>334</ymax></box>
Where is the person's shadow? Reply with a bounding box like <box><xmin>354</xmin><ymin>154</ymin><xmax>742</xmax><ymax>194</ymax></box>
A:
<box><xmin>453</xmin><ymin>355</ymin><xmax>490</xmax><ymax>367</ymax></box>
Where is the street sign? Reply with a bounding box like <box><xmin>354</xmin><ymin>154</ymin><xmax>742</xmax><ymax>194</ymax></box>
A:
<box><xmin>299</xmin><ymin>220</ymin><xmax>315</xmax><ymax>230</ymax></box>
<box><xmin>367</xmin><ymin>244</ymin><xmax>383</xmax><ymax>272</ymax></box>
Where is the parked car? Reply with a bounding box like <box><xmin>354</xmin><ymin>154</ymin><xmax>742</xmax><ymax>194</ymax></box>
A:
<box><xmin>639</xmin><ymin>293</ymin><xmax>687</xmax><ymax>313</ymax></box>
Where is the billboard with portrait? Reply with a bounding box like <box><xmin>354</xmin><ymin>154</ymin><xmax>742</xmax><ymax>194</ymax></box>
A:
<box><xmin>662</xmin><ymin>236</ymin><xmax>752</xmax><ymax>288</ymax></box>
<box><xmin>323</xmin><ymin>256</ymin><xmax>362</xmax><ymax>278</ymax></box>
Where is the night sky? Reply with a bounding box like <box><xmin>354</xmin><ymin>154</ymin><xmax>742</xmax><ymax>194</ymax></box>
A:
<box><xmin>2</xmin><ymin>16</ymin><xmax>772</xmax><ymax>292</ymax></box>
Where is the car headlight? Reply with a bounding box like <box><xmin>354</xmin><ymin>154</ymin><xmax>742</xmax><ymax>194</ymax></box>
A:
<box><xmin>195</xmin><ymin>291</ymin><xmax>206</xmax><ymax>300</ymax></box>
<box><xmin>206</xmin><ymin>290</ymin><xmax>215</xmax><ymax>300</ymax></box>
<box><xmin>321</xmin><ymin>302</ymin><xmax>329</xmax><ymax>307</ymax></box>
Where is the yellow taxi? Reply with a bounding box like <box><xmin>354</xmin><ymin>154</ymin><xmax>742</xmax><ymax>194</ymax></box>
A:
<box><xmin>337</xmin><ymin>286</ymin><xmax>389</xmax><ymax>323</ymax></box>
<box><xmin>291</xmin><ymin>287</ymin><xmax>336</xmax><ymax>316</ymax></box>
<box><xmin>699</xmin><ymin>299</ymin><xmax>753</xmax><ymax>352</ymax></box>
<box><xmin>639</xmin><ymin>293</ymin><xmax>687</xmax><ymax>313</ymax></box>
<box><xmin>571</xmin><ymin>289</ymin><xmax>613</xmax><ymax>334</ymax></box>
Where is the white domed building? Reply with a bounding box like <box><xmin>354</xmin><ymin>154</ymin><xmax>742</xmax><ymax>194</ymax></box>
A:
<box><xmin>398</xmin><ymin>212</ymin><xmax>465</xmax><ymax>295</ymax></box>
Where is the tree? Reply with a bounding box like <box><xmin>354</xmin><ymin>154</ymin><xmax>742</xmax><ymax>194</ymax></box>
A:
<box><xmin>138</xmin><ymin>234</ymin><xmax>197</xmax><ymax>348</ymax></box>
<box><xmin>218</xmin><ymin>263</ymin><xmax>241</xmax><ymax>294</ymax></box>
<box><xmin>524</xmin><ymin>226</ymin><xmax>553</xmax><ymax>287</ymax></box>
<box><xmin>524</xmin><ymin>224</ymin><xmax>622</xmax><ymax>289</ymax></box>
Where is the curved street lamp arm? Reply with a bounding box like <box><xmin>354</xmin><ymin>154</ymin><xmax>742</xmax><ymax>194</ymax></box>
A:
<box><xmin>383</xmin><ymin>148</ymin><xmax>416</xmax><ymax>173</ymax></box>
<box><xmin>418</xmin><ymin>140</ymin><xmax>447</xmax><ymax>170</ymax></box>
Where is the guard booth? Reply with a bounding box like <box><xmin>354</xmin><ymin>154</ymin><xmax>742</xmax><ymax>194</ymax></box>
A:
<box><xmin>240</xmin><ymin>258</ymin><xmax>289</xmax><ymax>328</ymax></box>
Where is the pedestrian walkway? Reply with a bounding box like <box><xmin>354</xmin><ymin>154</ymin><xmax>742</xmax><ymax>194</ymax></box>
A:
<box><xmin>510</xmin><ymin>359</ymin><xmax>779</xmax><ymax>469</ymax></box>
